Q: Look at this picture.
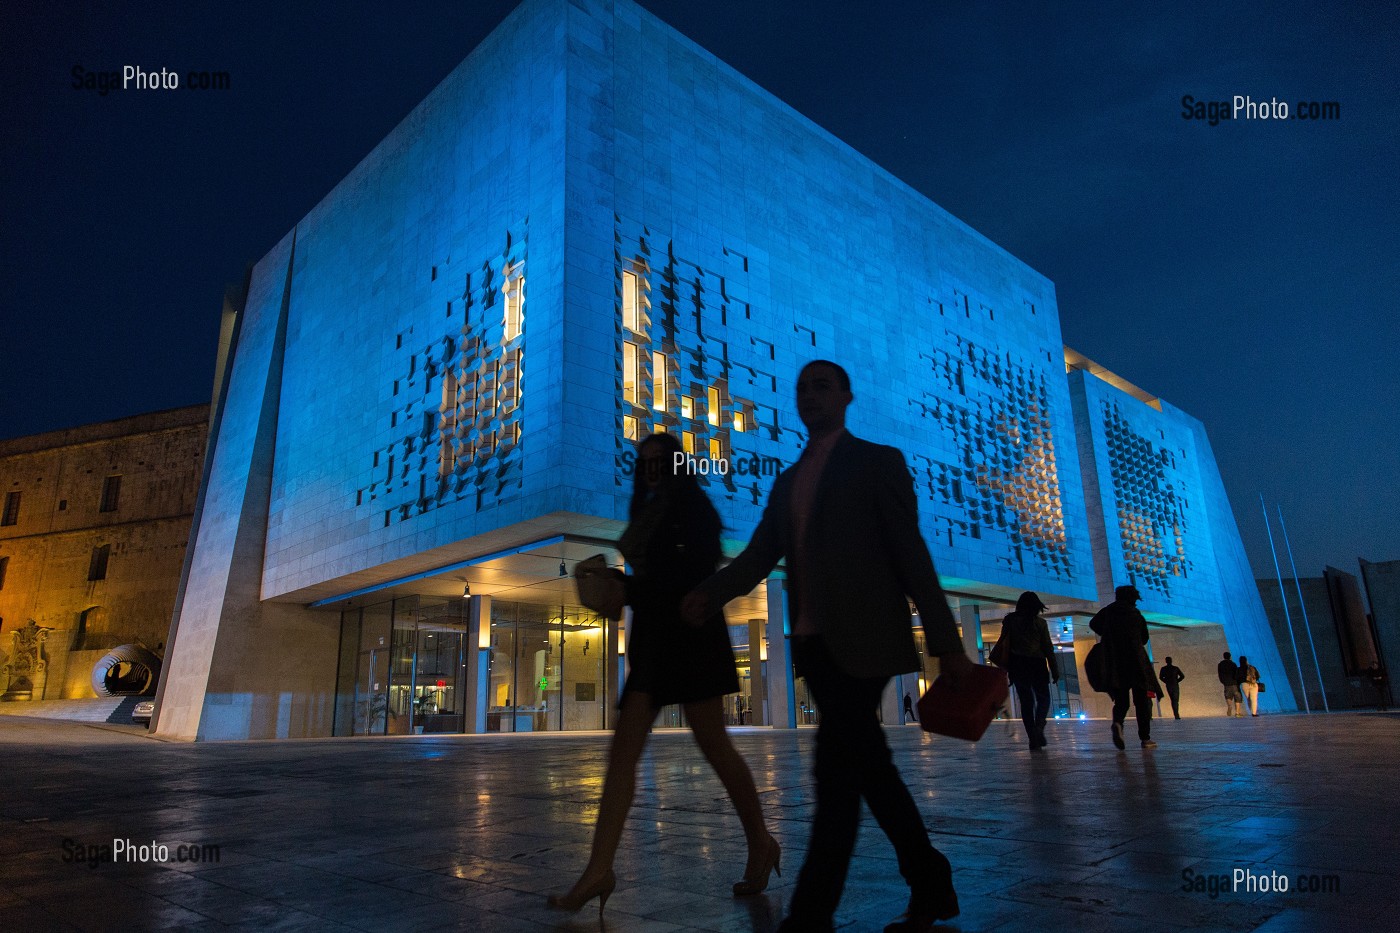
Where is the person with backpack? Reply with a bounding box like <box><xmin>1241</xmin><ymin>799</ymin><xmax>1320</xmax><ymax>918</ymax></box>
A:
<box><xmin>1236</xmin><ymin>655</ymin><xmax>1261</xmax><ymax>717</ymax></box>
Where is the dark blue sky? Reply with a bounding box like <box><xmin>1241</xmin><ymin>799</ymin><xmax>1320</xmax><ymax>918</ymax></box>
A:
<box><xmin>2</xmin><ymin>0</ymin><xmax>1395</xmax><ymax>580</ymax></box>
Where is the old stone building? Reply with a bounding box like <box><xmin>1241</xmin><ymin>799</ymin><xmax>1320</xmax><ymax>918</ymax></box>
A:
<box><xmin>0</xmin><ymin>405</ymin><xmax>208</xmax><ymax>700</ymax></box>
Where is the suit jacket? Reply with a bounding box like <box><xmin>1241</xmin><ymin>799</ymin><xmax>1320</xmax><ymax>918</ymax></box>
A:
<box><xmin>696</xmin><ymin>431</ymin><xmax>962</xmax><ymax>678</ymax></box>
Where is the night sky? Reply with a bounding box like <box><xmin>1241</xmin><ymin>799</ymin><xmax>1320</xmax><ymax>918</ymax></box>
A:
<box><xmin>3</xmin><ymin>0</ymin><xmax>1395</xmax><ymax>582</ymax></box>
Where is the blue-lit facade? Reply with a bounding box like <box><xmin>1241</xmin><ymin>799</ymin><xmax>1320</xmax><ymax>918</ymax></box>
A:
<box><xmin>154</xmin><ymin>0</ymin><xmax>1292</xmax><ymax>741</ymax></box>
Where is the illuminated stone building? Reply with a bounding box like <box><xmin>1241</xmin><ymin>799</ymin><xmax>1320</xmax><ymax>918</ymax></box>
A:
<box><xmin>0</xmin><ymin>405</ymin><xmax>208</xmax><ymax>700</ymax></box>
<box><xmin>154</xmin><ymin>0</ymin><xmax>1292</xmax><ymax>740</ymax></box>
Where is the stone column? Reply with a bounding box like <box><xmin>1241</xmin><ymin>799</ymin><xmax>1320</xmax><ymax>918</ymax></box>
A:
<box><xmin>765</xmin><ymin>578</ymin><xmax>796</xmax><ymax>729</ymax></box>
<box><xmin>747</xmin><ymin>617</ymin><xmax>767</xmax><ymax>725</ymax></box>
<box><xmin>463</xmin><ymin>595</ymin><xmax>491</xmax><ymax>734</ymax></box>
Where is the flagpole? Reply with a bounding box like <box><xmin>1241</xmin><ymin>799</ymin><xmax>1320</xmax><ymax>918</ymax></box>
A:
<box><xmin>1261</xmin><ymin>494</ymin><xmax>1309</xmax><ymax>713</ymax></box>
<box><xmin>1277</xmin><ymin>505</ymin><xmax>1330</xmax><ymax>712</ymax></box>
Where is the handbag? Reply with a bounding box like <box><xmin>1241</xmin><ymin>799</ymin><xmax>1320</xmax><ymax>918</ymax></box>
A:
<box><xmin>988</xmin><ymin>631</ymin><xmax>1009</xmax><ymax>668</ymax></box>
<box><xmin>917</xmin><ymin>663</ymin><xmax>1009</xmax><ymax>742</ymax></box>
<box><xmin>1084</xmin><ymin>642</ymin><xmax>1110</xmax><ymax>693</ymax></box>
<box><xmin>574</xmin><ymin>554</ymin><xmax>625</xmax><ymax>620</ymax></box>
<box><xmin>1258</xmin><ymin>681</ymin><xmax>1267</xmax><ymax>694</ymax></box>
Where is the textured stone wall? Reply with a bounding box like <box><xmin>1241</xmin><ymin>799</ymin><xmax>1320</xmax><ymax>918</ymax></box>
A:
<box><xmin>0</xmin><ymin>406</ymin><xmax>207</xmax><ymax>698</ymax></box>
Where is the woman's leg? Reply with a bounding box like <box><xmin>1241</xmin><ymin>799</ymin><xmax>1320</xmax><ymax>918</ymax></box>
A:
<box><xmin>576</xmin><ymin>691</ymin><xmax>656</xmax><ymax>882</ymax></box>
<box><xmin>684</xmin><ymin>697</ymin><xmax>771</xmax><ymax>857</ymax></box>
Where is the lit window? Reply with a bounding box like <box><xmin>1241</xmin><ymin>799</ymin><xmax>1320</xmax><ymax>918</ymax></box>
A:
<box><xmin>682</xmin><ymin>431</ymin><xmax>696</xmax><ymax>454</ymax></box>
<box><xmin>439</xmin><ymin>372</ymin><xmax>459</xmax><ymax>477</ymax></box>
<box><xmin>651</xmin><ymin>351</ymin><xmax>666</xmax><ymax>411</ymax></box>
<box><xmin>707</xmin><ymin>386</ymin><xmax>720</xmax><ymax>426</ymax></box>
<box><xmin>733</xmin><ymin>411</ymin><xmax>746</xmax><ymax>432</ymax></box>
<box><xmin>709</xmin><ymin>438</ymin><xmax>722</xmax><ymax>461</ymax></box>
<box><xmin>501</xmin><ymin>348</ymin><xmax>522</xmax><ymax>410</ymax></box>
<box><xmin>100</xmin><ymin>475</ymin><xmax>122</xmax><ymax>513</ymax></box>
<box><xmin>653</xmin><ymin>424</ymin><xmax>667</xmax><ymax>434</ymax></box>
<box><xmin>503</xmin><ymin>266</ymin><xmax>524</xmax><ymax>342</ymax></box>
<box><xmin>1</xmin><ymin>492</ymin><xmax>18</xmax><ymax>526</ymax></box>
<box><xmin>680</xmin><ymin>396</ymin><xmax>694</xmax><ymax>419</ymax></box>
<box><xmin>623</xmin><ymin>342</ymin><xmax>640</xmax><ymax>404</ymax></box>
<box><xmin>623</xmin><ymin>415</ymin><xmax>639</xmax><ymax>441</ymax></box>
<box><xmin>622</xmin><ymin>269</ymin><xmax>642</xmax><ymax>333</ymax></box>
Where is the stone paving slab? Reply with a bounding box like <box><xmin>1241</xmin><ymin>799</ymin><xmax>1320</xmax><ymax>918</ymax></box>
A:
<box><xmin>0</xmin><ymin>712</ymin><xmax>1394</xmax><ymax>931</ymax></box>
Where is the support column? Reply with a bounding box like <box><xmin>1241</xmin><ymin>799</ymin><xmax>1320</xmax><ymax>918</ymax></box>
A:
<box><xmin>747</xmin><ymin>617</ymin><xmax>767</xmax><ymax>725</ymax></box>
<box><xmin>463</xmin><ymin>595</ymin><xmax>491</xmax><ymax>734</ymax></box>
<box><xmin>957</xmin><ymin>601</ymin><xmax>983</xmax><ymax>661</ymax></box>
<box><xmin>880</xmin><ymin>677</ymin><xmax>902</xmax><ymax>726</ymax></box>
<box><xmin>765</xmin><ymin>578</ymin><xmax>796</xmax><ymax>729</ymax></box>
<box><xmin>610</xmin><ymin>607</ymin><xmax>630</xmax><ymax>721</ymax></box>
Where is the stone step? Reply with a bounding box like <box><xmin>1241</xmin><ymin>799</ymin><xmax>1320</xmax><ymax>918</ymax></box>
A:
<box><xmin>0</xmin><ymin>697</ymin><xmax>130</xmax><ymax>723</ymax></box>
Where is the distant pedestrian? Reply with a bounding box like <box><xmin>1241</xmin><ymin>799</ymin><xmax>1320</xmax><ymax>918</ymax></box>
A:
<box><xmin>1236</xmin><ymin>655</ymin><xmax>1261</xmax><ymax>717</ymax></box>
<box><xmin>1218</xmin><ymin>652</ymin><xmax>1242</xmax><ymax>717</ymax></box>
<box><xmin>903</xmin><ymin>692</ymin><xmax>917</xmax><ymax>722</ymax></box>
<box><xmin>1000</xmin><ymin>591</ymin><xmax>1060</xmax><ymax>750</ymax></box>
<box><xmin>1159</xmin><ymin>657</ymin><xmax>1185</xmax><ymax>719</ymax></box>
<box><xmin>1089</xmin><ymin>585</ymin><xmax>1160</xmax><ymax>750</ymax></box>
<box><xmin>1365</xmin><ymin>664</ymin><xmax>1389</xmax><ymax>711</ymax></box>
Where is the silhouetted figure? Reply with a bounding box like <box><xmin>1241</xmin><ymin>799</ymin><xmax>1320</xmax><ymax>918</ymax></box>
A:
<box><xmin>549</xmin><ymin>433</ymin><xmax>776</xmax><ymax>918</ymax></box>
<box><xmin>1218</xmin><ymin>652</ymin><xmax>1242</xmax><ymax>717</ymax></box>
<box><xmin>1089</xmin><ymin>585</ymin><xmax>1160</xmax><ymax>750</ymax></box>
<box><xmin>1001</xmin><ymin>591</ymin><xmax>1060</xmax><ymax>750</ymax></box>
<box><xmin>903</xmin><ymin>692</ymin><xmax>917</xmax><ymax>722</ymax></box>
<box><xmin>1159</xmin><ymin>657</ymin><xmax>1185</xmax><ymax>719</ymax></box>
<box><xmin>1366</xmin><ymin>664</ymin><xmax>1389</xmax><ymax>711</ymax></box>
<box><xmin>684</xmin><ymin>360</ymin><xmax>973</xmax><ymax>933</ymax></box>
<box><xmin>1236</xmin><ymin>655</ymin><xmax>1261</xmax><ymax>716</ymax></box>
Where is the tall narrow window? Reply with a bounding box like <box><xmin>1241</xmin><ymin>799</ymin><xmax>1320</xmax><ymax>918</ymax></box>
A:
<box><xmin>623</xmin><ymin>342</ymin><xmax>640</xmax><ymax>404</ymax></box>
<box><xmin>623</xmin><ymin>415</ymin><xmax>639</xmax><ymax>441</ymax></box>
<box><xmin>707</xmin><ymin>386</ymin><xmax>721</xmax><ymax>427</ymax></box>
<box><xmin>100</xmin><ymin>475</ymin><xmax>122</xmax><ymax>513</ymax></box>
<box><xmin>709</xmin><ymin>437</ymin><xmax>723</xmax><ymax>461</ymax></box>
<box><xmin>439</xmin><ymin>371</ymin><xmax>458</xmax><ymax>477</ymax></box>
<box><xmin>88</xmin><ymin>544</ymin><xmax>111</xmax><ymax>582</ymax></box>
<box><xmin>651</xmin><ymin>351</ymin><xmax>667</xmax><ymax>412</ymax></box>
<box><xmin>622</xmin><ymin>269</ymin><xmax>642</xmax><ymax>333</ymax></box>
<box><xmin>680</xmin><ymin>396</ymin><xmax>694</xmax><ymax>419</ymax></box>
<box><xmin>682</xmin><ymin>431</ymin><xmax>696</xmax><ymax>454</ymax></box>
<box><xmin>0</xmin><ymin>556</ymin><xmax>8</xmax><ymax>590</ymax></box>
<box><xmin>503</xmin><ymin>265</ymin><xmax>524</xmax><ymax>342</ymax></box>
<box><xmin>1</xmin><ymin>492</ymin><xmax>18</xmax><ymax>526</ymax></box>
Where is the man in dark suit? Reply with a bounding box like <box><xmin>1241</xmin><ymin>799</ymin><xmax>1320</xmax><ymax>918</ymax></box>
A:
<box><xmin>684</xmin><ymin>360</ymin><xmax>973</xmax><ymax>933</ymax></box>
<box><xmin>1159</xmin><ymin>657</ymin><xmax>1185</xmax><ymax>719</ymax></box>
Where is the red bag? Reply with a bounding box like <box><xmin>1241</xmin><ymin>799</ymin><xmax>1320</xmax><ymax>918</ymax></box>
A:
<box><xmin>917</xmin><ymin>664</ymin><xmax>1009</xmax><ymax>742</ymax></box>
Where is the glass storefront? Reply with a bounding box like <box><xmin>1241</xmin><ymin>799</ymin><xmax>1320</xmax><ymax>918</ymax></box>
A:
<box><xmin>335</xmin><ymin>595</ymin><xmax>614</xmax><ymax>736</ymax></box>
<box><xmin>332</xmin><ymin>590</ymin><xmax>1077</xmax><ymax>737</ymax></box>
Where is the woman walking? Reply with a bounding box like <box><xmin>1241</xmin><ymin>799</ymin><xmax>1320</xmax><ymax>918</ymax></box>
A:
<box><xmin>548</xmin><ymin>433</ymin><xmax>779</xmax><ymax>917</ymax></box>
<box><xmin>1000</xmin><ymin>592</ymin><xmax>1060</xmax><ymax>749</ymax></box>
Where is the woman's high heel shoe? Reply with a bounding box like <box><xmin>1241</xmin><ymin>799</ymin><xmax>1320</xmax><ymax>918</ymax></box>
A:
<box><xmin>732</xmin><ymin>837</ymin><xmax>781</xmax><ymax>896</ymax></box>
<box><xmin>547</xmin><ymin>869</ymin><xmax>616</xmax><ymax>918</ymax></box>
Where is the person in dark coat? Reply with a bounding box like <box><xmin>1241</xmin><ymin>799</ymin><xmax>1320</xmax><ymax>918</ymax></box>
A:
<box><xmin>549</xmin><ymin>432</ymin><xmax>776</xmax><ymax>916</ymax></box>
<box><xmin>1001</xmin><ymin>591</ymin><xmax>1061</xmax><ymax>750</ymax></box>
<box><xmin>1159</xmin><ymin>657</ymin><xmax>1185</xmax><ymax>719</ymax></box>
<box><xmin>1089</xmin><ymin>585</ymin><xmax>1160</xmax><ymax>749</ymax></box>
<box><xmin>1218</xmin><ymin>652</ymin><xmax>1242</xmax><ymax>717</ymax></box>
<box><xmin>684</xmin><ymin>360</ymin><xmax>973</xmax><ymax>933</ymax></box>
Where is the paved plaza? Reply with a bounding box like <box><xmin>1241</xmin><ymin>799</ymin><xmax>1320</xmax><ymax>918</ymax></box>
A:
<box><xmin>0</xmin><ymin>711</ymin><xmax>1394</xmax><ymax>932</ymax></box>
